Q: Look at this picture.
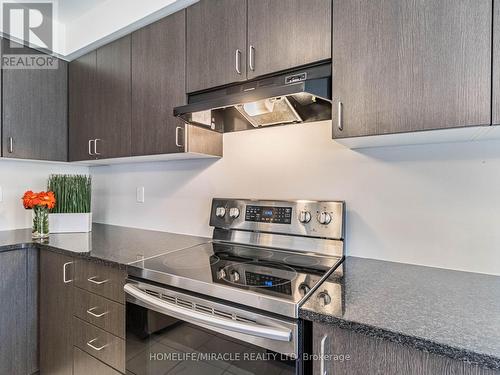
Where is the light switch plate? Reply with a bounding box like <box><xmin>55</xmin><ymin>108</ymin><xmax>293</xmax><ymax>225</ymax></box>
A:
<box><xmin>136</xmin><ymin>187</ymin><xmax>145</xmax><ymax>203</ymax></box>
<box><xmin>0</xmin><ymin>186</ymin><xmax>3</xmax><ymax>202</ymax></box>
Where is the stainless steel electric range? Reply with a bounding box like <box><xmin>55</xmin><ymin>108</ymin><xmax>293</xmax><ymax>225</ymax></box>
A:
<box><xmin>125</xmin><ymin>199</ymin><xmax>345</xmax><ymax>375</ymax></box>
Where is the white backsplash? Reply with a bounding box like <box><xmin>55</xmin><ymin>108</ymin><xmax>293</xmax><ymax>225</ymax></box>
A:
<box><xmin>0</xmin><ymin>160</ymin><xmax>88</xmax><ymax>230</ymax></box>
<box><xmin>89</xmin><ymin>121</ymin><xmax>500</xmax><ymax>276</ymax></box>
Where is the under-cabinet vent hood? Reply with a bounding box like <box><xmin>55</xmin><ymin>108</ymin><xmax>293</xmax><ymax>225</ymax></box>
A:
<box><xmin>174</xmin><ymin>63</ymin><xmax>332</xmax><ymax>133</ymax></box>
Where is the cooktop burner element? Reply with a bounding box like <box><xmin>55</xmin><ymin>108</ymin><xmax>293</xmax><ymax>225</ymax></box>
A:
<box><xmin>128</xmin><ymin>199</ymin><xmax>345</xmax><ymax>318</ymax></box>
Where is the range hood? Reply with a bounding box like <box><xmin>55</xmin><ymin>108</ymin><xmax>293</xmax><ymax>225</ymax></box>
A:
<box><xmin>174</xmin><ymin>63</ymin><xmax>331</xmax><ymax>133</ymax></box>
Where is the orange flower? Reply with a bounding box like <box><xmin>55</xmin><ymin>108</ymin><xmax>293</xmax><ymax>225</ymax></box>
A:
<box><xmin>22</xmin><ymin>190</ymin><xmax>56</xmax><ymax>210</ymax></box>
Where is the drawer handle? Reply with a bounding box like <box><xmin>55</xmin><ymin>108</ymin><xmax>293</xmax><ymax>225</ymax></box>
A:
<box><xmin>87</xmin><ymin>338</ymin><xmax>108</xmax><ymax>351</ymax></box>
<box><xmin>87</xmin><ymin>306</ymin><xmax>109</xmax><ymax>318</ymax></box>
<box><xmin>63</xmin><ymin>262</ymin><xmax>74</xmax><ymax>284</ymax></box>
<box><xmin>87</xmin><ymin>276</ymin><xmax>109</xmax><ymax>285</ymax></box>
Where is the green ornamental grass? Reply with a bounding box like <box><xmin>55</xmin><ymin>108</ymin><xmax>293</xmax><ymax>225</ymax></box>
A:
<box><xmin>47</xmin><ymin>174</ymin><xmax>91</xmax><ymax>214</ymax></box>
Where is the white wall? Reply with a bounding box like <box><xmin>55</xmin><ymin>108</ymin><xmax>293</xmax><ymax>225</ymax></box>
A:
<box><xmin>91</xmin><ymin>121</ymin><xmax>500</xmax><ymax>276</ymax></box>
<box><xmin>0</xmin><ymin>160</ymin><xmax>88</xmax><ymax>230</ymax></box>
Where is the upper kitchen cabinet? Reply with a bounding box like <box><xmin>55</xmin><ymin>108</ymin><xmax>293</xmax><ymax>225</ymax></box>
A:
<box><xmin>332</xmin><ymin>0</ymin><xmax>492</xmax><ymax>141</ymax></box>
<box><xmin>131</xmin><ymin>10</ymin><xmax>186</xmax><ymax>155</ymax></box>
<box><xmin>95</xmin><ymin>36</ymin><xmax>132</xmax><ymax>159</ymax></box>
<box><xmin>69</xmin><ymin>51</ymin><xmax>98</xmax><ymax>162</ymax></box>
<box><xmin>69</xmin><ymin>37</ymin><xmax>132</xmax><ymax>161</ymax></box>
<box><xmin>2</xmin><ymin>43</ymin><xmax>68</xmax><ymax>161</ymax></box>
<box><xmin>186</xmin><ymin>0</ymin><xmax>247</xmax><ymax>93</ymax></box>
<box><xmin>247</xmin><ymin>0</ymin><xmax>332</xmax><ymax>79</ymax></box>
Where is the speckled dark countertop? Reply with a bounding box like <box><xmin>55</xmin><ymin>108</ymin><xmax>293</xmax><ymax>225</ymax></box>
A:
<box><xmin>300</xmin><ymin>256</ymin><xmax>500</xmax><ymax>370</ymax></box>
<box><xmin>0</xmin><ymin>223</ymin><xmax>211</xmax><ymax>268</ymax></box>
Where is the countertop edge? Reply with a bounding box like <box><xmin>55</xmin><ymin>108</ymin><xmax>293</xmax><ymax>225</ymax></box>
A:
<box><xmin>299</xmin><ymin>309</ymin><xmax>500</xmax><ymax>371</ymax></box>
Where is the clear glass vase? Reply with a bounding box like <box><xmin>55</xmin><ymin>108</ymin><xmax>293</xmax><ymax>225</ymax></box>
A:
<box><xmin>32</xmin><ymin>206</ymin><xmax>50</xmax><ymax>239</ymax></box>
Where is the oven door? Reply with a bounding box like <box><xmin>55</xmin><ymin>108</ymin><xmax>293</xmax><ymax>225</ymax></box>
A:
<box><xmin>125</xmin><ymin>280</ymin><xmax>300</xmax><ymax>375</ymax></box>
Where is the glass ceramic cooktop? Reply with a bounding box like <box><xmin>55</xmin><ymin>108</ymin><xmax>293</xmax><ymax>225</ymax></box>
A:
<box><xmin>129</xmin><ymin>242</ymin><xmax>341</xmax><ymax>304</ymax></box>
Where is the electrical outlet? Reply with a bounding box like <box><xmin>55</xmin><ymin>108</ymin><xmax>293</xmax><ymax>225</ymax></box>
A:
<box><xmin>136</xmin><ymin>187</ymin><xmax>145</xmax><ymax>203</ymax></box>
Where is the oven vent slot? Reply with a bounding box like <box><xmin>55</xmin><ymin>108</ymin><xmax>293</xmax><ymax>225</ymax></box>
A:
<box><xmin>194</xmin><ymin>304</ymin><xmax>213</xmax><ymax>314</ymax></box>
<box><xmin>139</xmin><ymin>287</ymin><xmax>256</xmax><ymax>325</ymax></box>
<box><xmin>160</xmin><ymin>294</ymin><xmax>176</xmax><ymax>304</ymax></box>
<box><xmin>235</xmin><ymin>316</ymin><xmax>256</xmax><ymax>324</ymax></box>
<box><xmin>145</xmin><ymin>289</ymin><xmax>160</xmax><ymax>298</ymax></box>
<box><xmin>176</xmin><ymin>298</ymin><xmax>194</xmax><ymax>309</ymax></box>
<box><xmin>213</xmin><ymin>309</ymin><xmax>233</xmax><ymax>319</ymax></box>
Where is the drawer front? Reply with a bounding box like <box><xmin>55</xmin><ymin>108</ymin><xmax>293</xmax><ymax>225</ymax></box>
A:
<box><xmin>73</xmin><ymin>317</ymin><xmax>125</xmax><ymax>372</ymax></box>
<box><xmin>74</xmin><ymin>347</ymin><xmax>121</xmax><ymax>375</ymax></box>
<box><xmin>75</xmin><ymin>260</ymin><xmax>126</xmax><ymax>303</ymax></box>
<box><xmin>74</xmin><ymin>288</ymin><xmax>125</xmax><ymax>338</ymax></box>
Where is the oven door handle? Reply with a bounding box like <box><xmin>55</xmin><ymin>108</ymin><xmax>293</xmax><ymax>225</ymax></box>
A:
<box><xmin>124</xmin><ymin>284</ymin><xmax>292</xmax><ymax>342</ymax></box>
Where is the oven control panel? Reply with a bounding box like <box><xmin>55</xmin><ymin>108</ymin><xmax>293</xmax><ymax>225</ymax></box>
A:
<box><xmin>245</xmin><ymin>205</ymin><xmax>292</xmax><ymax>224</ymax></box>
<box><xmin>210</xmin><ymin>199</ymin><xmax>345</xmax><ymax>240</ymax></box>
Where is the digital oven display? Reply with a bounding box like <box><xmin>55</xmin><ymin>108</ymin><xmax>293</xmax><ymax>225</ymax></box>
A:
<box><xmin>245</xmin><ymin>205</ymin><xmax>292</xmax><ymax>224</ymax></box>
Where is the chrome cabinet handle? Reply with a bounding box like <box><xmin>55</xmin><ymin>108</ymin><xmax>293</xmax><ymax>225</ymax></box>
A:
<box><xmin>63</xmin><ymin>262</ymin><xmax>74</xmax><ymax>284</ymax></box>
<box><xmin>124</xmin><ymin>284</ymin><xmax>292</xmax><ymax>342</ymax></box>
<box><xmin>94</xmin><ymin>139</ymin><xmax>102</xmax><ymax>155</ymax></box>
<box><xmin>87</xmin><ymin>306</ymin><xmax>109</xmax><ymax>318</ymax></box>
<box><xmin>249</xmin><ymin>45</ymin><xmax>255</xmax><ymax>71</ymax></box>
<box><xmin>8</xmin><ymin>137</ymin><xmax>13</xmax><ymax>153</ymax></box>
<box><xmin>175</xmin><ymin>126</ymin><xmax>183</xmax><ymax>148</ymax></box>
<box><xmin>87</xmin><ymin>276</ymin><xmax>109</xmax><ymax>285</ymax></box>
<box><xmin>320</xmin><ymin>334</ymin><xmax>328</xmax><ymax>375</ymax></box>
<box><xmin>235</xmin><ymin>49</ymin><xmax>242</xmax><ymax>74</ymax></box>
<box><xmin>337</xmin><ymin>101</ymin><xmax>343</xmax><ymax>131</ymax></box>
<box><xmin>88</xmin><ymin>139</ymin><xmax>95</xmax><ymax>156</ymax></box>
<box><xmin>87</xmin><ymin>338</ymin><xmax>108</xmax><ymax>351</ymax></box>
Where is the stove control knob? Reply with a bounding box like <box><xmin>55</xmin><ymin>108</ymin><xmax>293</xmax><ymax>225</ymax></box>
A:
<box><xmin>215</xmin><ymin>206</ymin><xmax>226</xmax><ymax>218</ymax></box>
<box><xmin>230</xmin><ymin>270</ymin><xmax>240</xmax><ymax>282</ymax></box>
<box><xmin>216</xmin><ymin>268</ymin><xmax>226</xmax><ymax>280</ymax></box>
<box><xmin>317</xmin><ymin>291</ymin><xmax>331</xmax><ymax>307</ymax></box>
<box><xmin>298</xmin><ymin>211</ymin><xmax>311</xmax><ymax>223</ymax></box>
<box><xmin>317</xmin><ymin>212</ymin><xmax>332</xmax><ymax>225</ymax></box>
<box><xmin>298</xmin><ymin>283</ymin><xmax>311</xmax><ymax>296</ymax></box>
<box><xmin>229</xmin><ymin>207</ymin><xmax>240</xmax><ymax>219</ymax></box>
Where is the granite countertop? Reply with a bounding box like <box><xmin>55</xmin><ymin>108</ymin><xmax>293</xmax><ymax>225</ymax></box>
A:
<box><xmin>300</xmin><ymin>256</ymin><xmax>500</xmax><ymax>370</ymax></box>
<box><xmin>0</xmin><ymin>223</ymin><xmax>211</xmax><ymax>267</ymax></box>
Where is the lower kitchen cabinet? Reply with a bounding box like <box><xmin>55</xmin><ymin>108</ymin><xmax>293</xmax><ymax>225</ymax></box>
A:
<box><xmin>73</xmin><ymin>347</ymin><xmax>121</xmax><ymax>375</ymax></box>
<box><xmin>0</xmin><ymin>248</ymin><xmax>38</xmax><ymax>375</ymax></box>
<box><xmin>313</xmin><ymin>323</ymin><xmax>500</xmax><ymax>375</ymax></box>
<box><xmin>40</xmin><ymin>251</ymin><xmax>75</xmax><ymax>375</ymax></box>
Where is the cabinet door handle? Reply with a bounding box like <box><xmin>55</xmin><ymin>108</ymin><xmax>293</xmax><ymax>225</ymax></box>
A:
<box><xmin>63</xmin><ymin>261</ymin><xmax>74</xmax><ymax>284</ymax></box>
<box><xmin>8</xmin><ymin>137</ymin><xmax>13</xmax><ymax>153</ymax></box>
<box><xmin>235</xmin><ymin>49</ymin><xmax>242</xmax><ymax>74</ymax></box>
<box><xmin>249</xmin><ymin>45</ymin><xmax>255</xmax><ymax>71</ymax></box>
<box><xmin>87</xmin><ymin>306</ymin><xmax>109</xmax><ymax>318</ymax></box>
<box><xmin>88</xmin><ymin>140</ymin><xmax>95</xmax><ymax>156</ymax></box>
<box><xmin>175</xmin><ymin>126</ymin><xmax>183</xmax><ymax>148</ymax></box>
<box><xmin>87</xmin><ymin>338</ymin><xmax>108</xmax><ymax>351</ymax></box>
<box><xmin>94</xmin><ymin>139</ymin><xmax>102</xmax><ymax>155</ymax></box>
<box><xmin>320</xmin><ymin>334</ymin><xmax>328</xmax><ymax>375</ymax></box>
<box><xmin>337</xmin><ymin>101</ymin><xmax>343</xmax><ymax>131</ymax></box>
<box><xmin>87</xmin><ymin>276</ymin><xmax>109</xmax><ymax>285</ymax></box>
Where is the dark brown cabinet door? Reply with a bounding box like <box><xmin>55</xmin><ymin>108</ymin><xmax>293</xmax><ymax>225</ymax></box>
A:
<box><xmin>0</xmin><ymin>250</ymin><xmax>27</xmax><ymax>375</ymax></box>
<box><xmin>131</xmin><ymin>10</ymin><xmax>186</xmax><ymax>155</ymax></box>
<box><xmin>313</xmin><ymin>323</ymin><xmax>499</xmax><ymax>375</ymax></box>
<box><xmin>69</xmin><ymin>50</ymin><xmax>98</xmax><ymax>161</ymax></box>
<box><xmin>40</xmin><ymin>251</ymin><xmax>74</xmax><ymax>375</ymax></box>
<box><xmin>186</xmin><ymin>0</ymin><xmax>247</xmax><ymax>93</ymax></box>
<box><xmin>332</xmin><ymin>0</ymin><xmax>491</xmax><ymax>139</ymax></box>
<box><xmin>95</xmin><ymin>36</ymin><xmax>132</xmax><ymax>159</ymax></box>
<box><xmin>247</xmin><ymin>0</ymin><xmax>331</xmax><ymax>79</ymax></box>
<box><xmin>2</xmin><ymin>46</ymin><xmax>68</xmax><ymax>161</ymax></box>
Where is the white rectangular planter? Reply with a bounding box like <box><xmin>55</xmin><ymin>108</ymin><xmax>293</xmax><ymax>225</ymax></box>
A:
<box><xmin>49</xmin><ymin>213</ymin><xmax>92</xmax><ymax>233</ymax></box>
